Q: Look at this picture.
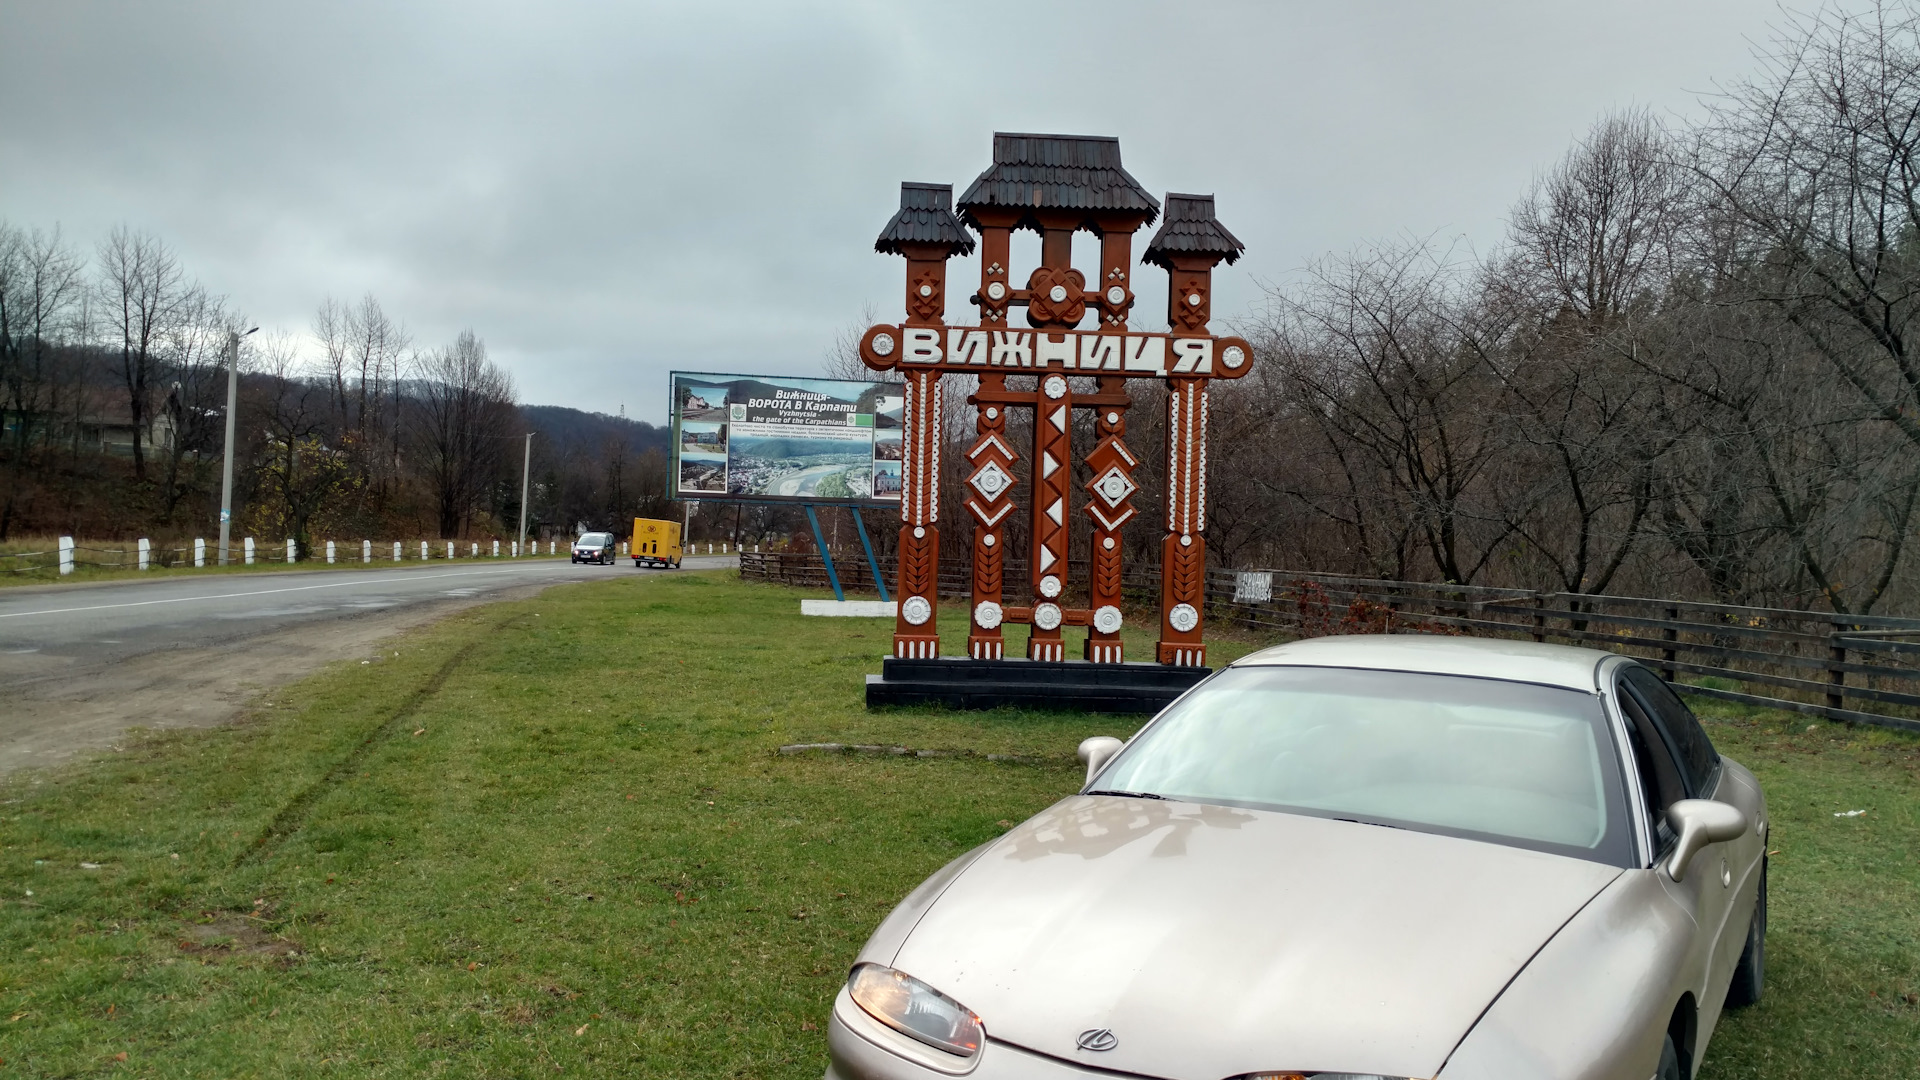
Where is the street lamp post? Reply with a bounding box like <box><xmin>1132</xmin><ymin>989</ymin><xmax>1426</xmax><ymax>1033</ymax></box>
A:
<box><xmin>217</xmin><ymin>326</ymin><xmax>259</xmax><ymax>566</ymax></box>
<box><xmin>518</xmin><ymin>432</ymin><xmax>532</xmax><ymax>552</ymax></box>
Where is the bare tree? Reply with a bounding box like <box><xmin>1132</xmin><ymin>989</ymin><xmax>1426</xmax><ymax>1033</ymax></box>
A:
<box><xmin>412</xmin><ymin>330</ymin><xmax>518</xmax><ymax>538</ymax></box>
<box><xmin>1254</xmin><ymin>239</ymin><xmax>1517</xmax><ymax>583</ymax></box>
<box><xmin>156</xmin><ymin>286</ymin><xmax>239</xmax><ymax>521</ymax></box>
<box><xmin>247</xmin><ymin>331</ymin><xmax>354</xmax><ymax>558</ymax></box>
<box><xmin>96</xmin><ymin>226</ymin><xmax>184</xmax><ymax>482</ymax></box>
<box><xmin>1481</xmin><ymin>110</ymin><xmax>1691</xmax><ymax>594</ymax></box>
<box><xmin>0</xmin><ymin>223</ymin><xmax>86</xmax><ymax>536</ymax></box>
<box><xmin>1695</xmin><ymin>4</ymin><xmax>1920</xmax><ymax>455</ymax></box>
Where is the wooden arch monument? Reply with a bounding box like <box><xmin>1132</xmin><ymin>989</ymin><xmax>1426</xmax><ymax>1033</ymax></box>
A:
<box><xmin>859</xmin><ymin>133</ymin><xmax>1249</xmax><ymax>711</ymax></box>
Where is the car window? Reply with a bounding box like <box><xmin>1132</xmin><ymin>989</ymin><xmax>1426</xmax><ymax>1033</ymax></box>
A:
<box><xmin>1093</xmin><ymin>666</ymin><xmax>1635</xmax><ymax>866</ymax></box>
<box><xmin>1621</xmin><ymin>667</ymin><xmax>1719</xmax><ymax>796</ymax></box>
<box><xmin>1616</xmin><ymin>688</ymin><xmax>1686</xmax><ymax>852</ymax></box>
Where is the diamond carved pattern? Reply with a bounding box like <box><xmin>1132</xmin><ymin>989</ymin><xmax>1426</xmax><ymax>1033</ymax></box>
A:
<box><xmin>1092</xmin><ymin>466</ymin><xmax>1136</xmax><ymax>508</ymax></box>
<box><xmin>970</xmin><ymin>461</ymin><xmax>1013</xmax><ymax>502</ymax></box>
<box><xmin>965</xmin><ymin>429</ymin><xmax>1018</xmax><ymax>529</ymax></box>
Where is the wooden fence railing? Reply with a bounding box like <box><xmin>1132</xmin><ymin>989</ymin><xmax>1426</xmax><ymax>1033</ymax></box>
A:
<box><xmin>739</xmin><ymin>553</ymin><xmax>1920</xmax><ymax>734</ymax></box>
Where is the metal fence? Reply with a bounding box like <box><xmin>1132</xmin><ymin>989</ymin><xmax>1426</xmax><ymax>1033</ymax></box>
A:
<box><xmin>739</xmin><ymin>553</ymin><xmax>1920</xmax><ymax>734</ymax></box>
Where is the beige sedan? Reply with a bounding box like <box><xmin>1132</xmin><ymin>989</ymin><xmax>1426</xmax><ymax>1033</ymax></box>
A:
<box><xmin>827</xmin><ymin>636</ymin><xmax>1767</xmax><ymax>1080</ymax></box>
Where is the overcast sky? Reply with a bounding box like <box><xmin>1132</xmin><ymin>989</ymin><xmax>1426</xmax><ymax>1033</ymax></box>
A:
<box><xmin>0</xmin><ymin>1</ymin><xmax>1868</xmax><ymax>421</ymax></box>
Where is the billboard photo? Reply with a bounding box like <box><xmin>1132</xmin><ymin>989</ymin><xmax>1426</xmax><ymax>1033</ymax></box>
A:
<box><xmin>670</xmin><ymin>372</ymin><xmax>905</xmax><ymax>503</ymax></box>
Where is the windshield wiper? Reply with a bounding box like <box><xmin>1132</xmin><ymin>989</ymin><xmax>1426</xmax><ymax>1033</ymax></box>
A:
<box><xmin>1332</xmin><ymin>816</ymin><xmax>1405</xmax><ymax>831</ymax></box>
<box><xmin>1085</xmin><ymin>789</ymin><xmax>1165</xmax><ymax>800</ymax></box>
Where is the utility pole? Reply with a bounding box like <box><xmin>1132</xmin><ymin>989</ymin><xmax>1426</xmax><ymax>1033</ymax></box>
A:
<box><xmin>217</xmin><ymin>326</ymin><xmax>259</xmax><ymax>565</ymax></box>
<box><xmin>518</xmin><ymin>432</ymin><xmax>533</xmax><ymax>551</ymax></box>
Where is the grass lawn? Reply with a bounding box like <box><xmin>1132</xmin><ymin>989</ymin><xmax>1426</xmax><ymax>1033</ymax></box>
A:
<box><xmin>0</xmin><ymin>571</ymin><xmax>1914</xmax><ymax>1078</ymax></box>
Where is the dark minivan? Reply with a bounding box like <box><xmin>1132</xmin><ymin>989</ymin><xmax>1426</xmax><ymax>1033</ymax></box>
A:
<box><xmin>571</xmin><ymin>532</ymin><xmax>616</xmax><ymax>564</ymax></box>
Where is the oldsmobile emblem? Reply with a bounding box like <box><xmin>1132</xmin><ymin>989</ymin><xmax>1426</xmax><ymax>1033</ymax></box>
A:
<box><xmin>1076</xmin><ymin>1028</ymin><xmax>1117</xmax><ymax>1052</ymax></box>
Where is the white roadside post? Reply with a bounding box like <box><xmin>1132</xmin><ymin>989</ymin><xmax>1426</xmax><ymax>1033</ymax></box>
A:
<box><xmin>392</xmin><ymin>541</ymin><xmax>401</xmax><ymax>562</ymax></box>
<box><xmin>327</xmin><ymin>540</ymin><xmax>336</xmax><ymax>563</ymax></box>
<box><xmin>362</xmin><ymin>539</ymin><xmax>371</xmax><ymax>563</ymax></box>
<box><xmin>492</xmin><ymin>540</ymin><xmax>499</xmax><ymax>557</ymax></box>
<box><xmin>58</xmin><ymin>536</ymin><xmax>74</xmax><ymax>575</ymax></box>
<box><xmin>195</xmin><ymin>538</ymin><xmax>206</xmax><ymax>567</ymax></box>
<box><xmin>419</xmin><ymin>541</ymin><xmax>427</xmax><ymax>560</ymax></box>
<box><xmin>244</xmin><ymin>537</ymin><xmax>255</xmax><ymax>565</ymax></box>
<box><xmin>138</xmin><ymin>538</ymin><xmax>150</xmax><ymax>570</ymax></box>
<box><xmin>287</xmin><ymin>538</ymin><xmax>297</xmax><ymax>564</ymax></box>
<box><xmin>471</xmin><ymin>542</ymin><xmax>478</xmax><ymax>557</ymax></box>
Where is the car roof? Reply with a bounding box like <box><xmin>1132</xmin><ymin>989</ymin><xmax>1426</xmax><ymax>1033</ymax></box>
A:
<box><xmin>1230</xmin><ymin>633</ymin><xmax>1617</xmax><ymax>692</ymax></box>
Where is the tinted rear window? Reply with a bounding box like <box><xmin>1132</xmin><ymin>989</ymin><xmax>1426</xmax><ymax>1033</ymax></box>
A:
<box><xmin>1621</xmin><ymin>667</ymin><xmax>1719</xmax><ymax>797</ymax></box>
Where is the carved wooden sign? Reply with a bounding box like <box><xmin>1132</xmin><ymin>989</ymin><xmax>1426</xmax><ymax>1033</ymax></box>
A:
<box><xmin>863</xmin><ymin>134</ymin><xmax>1246</xmax><ymax>668</ymax></box>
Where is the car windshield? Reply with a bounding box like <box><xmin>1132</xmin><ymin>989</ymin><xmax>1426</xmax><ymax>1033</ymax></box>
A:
<box><xmin>1094</xmin><ymin>665</ymin><xmax>1632</xmax><ymax>865</ymax></box>
<box><xmin>578</xmin><ymin>534</ymin><xmax>609</xmax><ymax>545</ymax></box>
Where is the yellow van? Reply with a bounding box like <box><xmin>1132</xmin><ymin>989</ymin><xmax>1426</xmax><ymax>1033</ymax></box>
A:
<box><xmin>631</xmin><ymin>517</ymin><xmax>683</xmax><ymax>569</ymax></box>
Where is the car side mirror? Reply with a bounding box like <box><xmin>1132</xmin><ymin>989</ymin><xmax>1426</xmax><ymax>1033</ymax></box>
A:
<box><xmin>1077</xmin><ymin>736</ymin><xmax>1125</xmax><ymax>787</ymax></box>
<box><xmin>1665</xmin><ymin>799</ymin><xmax>1748</xmax><ymax>881</ymax></box>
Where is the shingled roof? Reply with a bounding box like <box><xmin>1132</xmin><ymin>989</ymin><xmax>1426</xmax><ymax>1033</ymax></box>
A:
<box><xmin>875</xmin><ymin>182</ymin><xmax>975</xmax><ymax>256</ymax></box>
<box><xmin>955</xmin><ymin>133</ymin><xmax>1160</xmax><ymax>227</ymax></box>
<box><xmin>1142</xmin><ymin>193</ymin><xmax>1245</xmax><ymax>267</ymax></box>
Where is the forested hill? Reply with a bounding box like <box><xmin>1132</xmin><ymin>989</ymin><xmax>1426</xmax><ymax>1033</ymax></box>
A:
<box><xmin>521</xmin><ymin>404</ymin><xmax>670</xmax><ymax>459</ymax></box>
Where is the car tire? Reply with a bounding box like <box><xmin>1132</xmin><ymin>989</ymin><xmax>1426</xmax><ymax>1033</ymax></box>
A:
<box><xmin>1726</xmin><ymin>859</ymin><xmax>1767</xmax><ymax>1008</ymax></box>
<box><xmin>1657</xmin><ymin>1032</ymin><xmax>1683</xmax><ymax>1080</ymax></box>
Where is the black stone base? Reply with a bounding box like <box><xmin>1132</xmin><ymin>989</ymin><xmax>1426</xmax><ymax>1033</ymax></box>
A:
<box><xmin>864</xmin><ymin>656</ymin><xmax>1211</xmax><ymax>714</ymax></box>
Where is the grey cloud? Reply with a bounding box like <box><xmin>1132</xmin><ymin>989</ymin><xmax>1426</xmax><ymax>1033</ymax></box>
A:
<box><xmin>1</xmin><ymin>0</ymin><xmax>1875</xmax><ymax>419</ymax></box>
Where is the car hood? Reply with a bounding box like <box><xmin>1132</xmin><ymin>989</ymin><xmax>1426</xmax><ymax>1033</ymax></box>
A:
<box><xmin>889</xmin><ymin>795</ymin><xmax>1621</xmax><ymax>1080</ymax></box>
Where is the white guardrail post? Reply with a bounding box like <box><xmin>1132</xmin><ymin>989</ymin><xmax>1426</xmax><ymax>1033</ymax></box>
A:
<box><xmin>392</xmin><ymin>541</ymin><xmax>401</xmax><ymax>562</ymax></box>
<box><xmin>243</xmin><ymin>537</ymin><xmax>255</xmax><ymax>565</ymax></box>
<box><xmin>195</xmin><ymin>538</ymin><xmax>206</xmax><ymax>567</ymax></box>
<box><xmin>287</xmin><ymin>538</ymin><xmax>297</xmax><ymax>563</ymax></box>
<box><xmin>492</xmin><ymin>540</ymin><xmax>500</xmax><ymax>557</ymax></box>
<box><xmin>327</xmin><ymin>540</ymin><xmax>336</xmax><ymax>563</ymax></box>
<box><xmin>138</xmin><ymin>538</ymin><xmax>150</xmax><ymax>570</ymax></box>
<box><xmin>362</xmin><ymin>539</ymin><xmax>371</xmax><ymax>563</ymax></box>
<box><xmin>447</xmin><ymin>540</ymin><xmax>455</xmax><ymax>560</ymax></box>
<box><xmin>58</xmin><ymin>536</ymin><xmax>74</xmax><ymax>575</ymax></box>
<box><xmin>420</xmin><ymin>541</ymin><xmax>428</xmax><ymax>560</ymax></box>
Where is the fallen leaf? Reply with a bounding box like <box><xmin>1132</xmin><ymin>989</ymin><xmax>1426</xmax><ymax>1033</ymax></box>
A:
<box><xmin>9</xmin><ymin>1012</ymin><xmax>25</xmax><ymax>1022</ymax></box>
<box><xmin>412</xmin><ymin>728</ymin><xmax>426</xmax><ymax>737</ymax></box>
<box><xmin>574</xmin><ymin>1023</ymin><xmax>589</xmax><ymax>1036</ymax></box>
<box><xmin>802</xmin><ymin>1020</ymin><xmax>818</xmax><ymax>1031</ymax></box>
<box><xmin>467</xmin><ymin>962</ymin><xmax>478</xmax><ymax>970</ymax></box>
<box><xmin>113</xmin><ymin>1052</ymin><xmax>128</xmax><ymax>1061</ymax></box>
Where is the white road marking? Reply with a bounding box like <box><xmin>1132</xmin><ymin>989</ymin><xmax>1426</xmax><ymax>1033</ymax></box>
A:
<box><xmin>0</xmin><ymin>564</ymin><xmax>587</xmax><ymax>620</ymax></box>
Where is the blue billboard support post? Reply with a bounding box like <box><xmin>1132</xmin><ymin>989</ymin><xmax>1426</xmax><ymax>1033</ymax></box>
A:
<box><xmin>851</xmin><ymin>508</ymin><xmax>890</xmax><ymax>603</ymax></box>
<box><xmin>803</xmin><ymin>504</ymin><xmax>845</xmax><ymax>602</ymax></box>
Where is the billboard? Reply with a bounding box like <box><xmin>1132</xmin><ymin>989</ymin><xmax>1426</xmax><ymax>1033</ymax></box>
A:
<box><xmin>671</xmin><ymin>371</ymin><xmax>905</xmax><ymax>503</ymax></box>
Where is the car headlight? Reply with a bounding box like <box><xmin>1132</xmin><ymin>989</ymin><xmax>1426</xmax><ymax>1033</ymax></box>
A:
<box><xmin>847</xmin><ymin>963</ymin><xmax>983</xmax><ymax>1057</ymax></box>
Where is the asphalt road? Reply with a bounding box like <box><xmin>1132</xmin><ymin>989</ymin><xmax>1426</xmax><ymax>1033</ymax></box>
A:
<box><xmin>0</xmin><ymin>554</ymin><xmax>736</xmax><ymax>775</ymax></box>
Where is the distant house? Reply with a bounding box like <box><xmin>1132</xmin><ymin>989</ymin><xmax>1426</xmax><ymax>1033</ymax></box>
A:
<box><xmin>684</xmin><ymin>394</ymin><xmax>711</xmax><ymax>412</ymax></box>
<box><xmin>1</xmin><ymin>387</ymin><xmax>179</xmax><ymax>458</ymax></box>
